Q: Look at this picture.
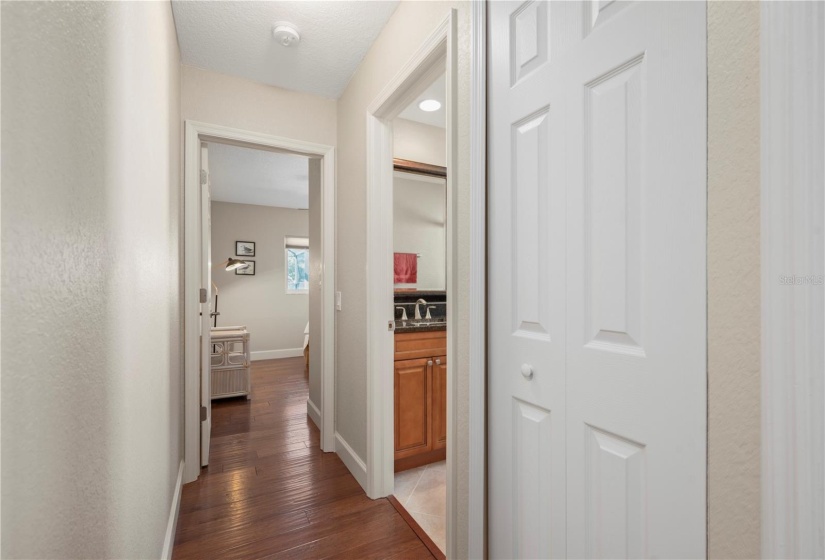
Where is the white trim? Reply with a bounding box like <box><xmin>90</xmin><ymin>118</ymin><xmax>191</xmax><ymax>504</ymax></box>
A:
<box><xmin>365</xmin><ymin>13</ymin><xmax>450</xmax><ymax>497</ymax></box>
<box><xmin>444</xmin><ymin>12</ymin><xmax>459</xmax><ymax>560</ymax></box>
<box><xmin>184</xmin><ymin>121</ymin><xmax>337</xmax><ymax>483</ymax></box>
<box><xmin>250</xmin><ymin>348</ymin><xmax>304</xmax><ymax>361</ymax></box>
<box><xmin>364</xmin><ymin>10</ymin><xmax>459</xmax><ymax>558</ymax></box>
<box><xmin>161</xmin><ymin>460</ymin><xmax>184</xmax><ymax>560</ymax></box>
<box><xmin>307</xmin><ymin>398</ymin><xmax>322</xmax><ymax>430</ymax></box>
<box><xmin>761</xmin><ymin>3</ymin><xmax>825</xmax><ymax>558</ymax></box>
<box><xmin>468</xmin><ymin>1</ymin><xmax>487</xmax><ymax>558</ymax></box>
<box><xmin>334</xmin><ymin>432</ymin><xmax>367</xmax><ymax>491</ymax></box>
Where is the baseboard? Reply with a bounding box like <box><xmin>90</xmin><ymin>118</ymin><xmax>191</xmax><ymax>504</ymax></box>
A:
<box><xmin>161</xmin><ymin>460</ymin><xmax>184</xmax><ymax>560</ymax></box>
<box><xmin>250</xmin><ymin>348</ymin><xmax>304</xmax><ymax>361</ymax></box>
<box><xmin>334</xmin><ymin>432</ymin><xmax>367</xmax><ymax>492</ymax></box>
<box><xmin>307</xmin><ymin>398</ymin><xmax>322</xmax><ymax>430</ymax></box>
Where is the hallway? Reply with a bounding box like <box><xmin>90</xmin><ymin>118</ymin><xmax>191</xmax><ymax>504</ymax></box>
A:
<box><xmin>173</xmin><ymin>358</ymin><xmax>434</xmax><ymax>559</ymax></box>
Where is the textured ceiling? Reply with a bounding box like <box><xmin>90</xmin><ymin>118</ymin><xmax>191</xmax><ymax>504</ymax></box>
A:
<box><xmin>207</xmin><ymin>143</ymin><xmax>309</xmax><ymax>209</ymax></box>
<box><xmin>172</xmin><ymin>1</ymin><xmax>399</xmax><ymax>99</ymax></box>
<box><xmin>398</xmin><ymin>73</ymin><xmax>446</xmax><ymax>128</ymax></box>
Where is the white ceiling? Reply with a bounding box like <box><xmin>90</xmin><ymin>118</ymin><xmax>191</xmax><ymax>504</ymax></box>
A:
<box><xmin>207</xmin><ymin>143</ymin><xmax>309</xmax><ymax>209</ymax></box>
<box><xmin>398</xmin><ymin>74</ymin><xmax>446</xmax><ymax>129</ymax></box>
<box><xmin>172</xmin><ymin>1</ymin><xmax>399</xmax><ymax>99</ymax></box>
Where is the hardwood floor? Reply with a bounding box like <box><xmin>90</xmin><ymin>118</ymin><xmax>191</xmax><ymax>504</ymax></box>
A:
<box><xmin>174</xmin><ymin>357</ymin><xmax>435</xmax><ymax>559</ymax></box>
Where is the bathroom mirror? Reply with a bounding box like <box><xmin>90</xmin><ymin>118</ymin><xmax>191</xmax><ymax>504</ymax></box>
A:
<box><xmin>393</xmin><ymin>159</ymin><xmax>447</xmax><ymax>291</ymax></box>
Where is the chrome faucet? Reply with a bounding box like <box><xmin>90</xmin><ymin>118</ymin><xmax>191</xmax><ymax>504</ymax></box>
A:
<box><xmin>414</xmin><ymin>298</ymin><xmax>427</xmax><ymax>320</ymax></box>
<box><xmin>395</xmin><ymin>306</ymin><xmax>408</xmax><ymax>321</ymax></box>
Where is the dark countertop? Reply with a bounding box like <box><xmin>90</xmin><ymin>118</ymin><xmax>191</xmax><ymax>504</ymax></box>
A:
<box><xmin>394</xmin><ymin>320</ymin><xmax>447</xmax><ymax>334</ymax></box>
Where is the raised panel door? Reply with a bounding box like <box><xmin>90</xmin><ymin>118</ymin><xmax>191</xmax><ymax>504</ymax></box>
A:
<box><xmin>488</xmin><ymin>2</ymin><xmax>574</xmax><ymax>557</ymax></box>
<box><xmin>489</xmin><ymin>1</ymin><xmax>707</xmax><ymax>558</ymax></box>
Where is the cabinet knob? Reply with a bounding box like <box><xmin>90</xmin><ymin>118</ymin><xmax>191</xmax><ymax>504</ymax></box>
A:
<box><xmin>427</xmin><ymin>360</ymin><xmax>433</xmax><ymax>366</ymax></box>
<box><xmin>520</xmin><ymin>363</ymin><xmax>534</xmax><ymax>379</ymax></box>
<box><xmin>435</xmin><ymin>358</ymin><xmax>441</xmax><ymax>366</ymax></box>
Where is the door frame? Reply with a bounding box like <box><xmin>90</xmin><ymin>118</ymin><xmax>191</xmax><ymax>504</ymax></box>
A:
<box><xmin>364</xmin><ymin>7</ymin><xmax>459</xmax><ymax>553</ymax></box>
<box><xmin>468</xmin><ymin>1</ymin><xmax>487</xmax><ymax>557</ymax></box>
<box><xmin>183</xmin><ymin>121</ymin><xmax>336</xmax><ymax>484</ymax></box>
<box><xmin>760</xmin><ymin>3</ymin><xmax>825</xmax><ymax>556</ymax></box>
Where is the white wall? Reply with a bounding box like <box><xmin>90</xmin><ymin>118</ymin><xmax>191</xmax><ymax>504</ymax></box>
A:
<box><xmin>335</xmin><ymin>2</ymin><xmax>472</xmax><ymax>555</ymax></box>
<box><xmin>394</xmin><ymin>173</ymin><xmax>447</xmax><ymax>291</ymax></box>
<box><xmin>393</xmin><ymin>117</ymin><xmax>446</xmax><ymax>167</ymax></box>
<box><xmin>1</xmin><ymin>2</ymin><xmax>183</xmax><ymax>557</ymax></box>
<box><xmin>211</xmin><ymin>202</ymin><xmax>308</xmax><ymax>358</ymax></box>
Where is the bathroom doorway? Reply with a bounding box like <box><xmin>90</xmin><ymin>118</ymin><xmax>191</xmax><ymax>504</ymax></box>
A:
<box><xmin>390</xmin><ymin>153</ymin><xmax>448</xmax><ymax>556</ymax></box>
<box><xmin>363</xmin><ymin>13</ymin><xmax>456</xmax><ymax>560</ymax></box>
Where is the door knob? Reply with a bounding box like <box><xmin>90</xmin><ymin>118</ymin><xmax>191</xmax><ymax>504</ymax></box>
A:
<box><xmin>520</xmin><ymin>363</ymin><xmax>534</xmax><ymax>379</ymax></box>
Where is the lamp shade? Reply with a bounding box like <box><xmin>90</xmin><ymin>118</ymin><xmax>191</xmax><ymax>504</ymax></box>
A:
<box><xmin>224</xmin><ymin>258</ymin><xmax>249</xmax><ymax>271</ymax></box>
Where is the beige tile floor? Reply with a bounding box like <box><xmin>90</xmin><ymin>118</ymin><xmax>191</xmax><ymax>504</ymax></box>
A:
<box><xmin>394</xmin><ymin>460</ymin><xmax>447</xmax><ymax>554</ymax></box>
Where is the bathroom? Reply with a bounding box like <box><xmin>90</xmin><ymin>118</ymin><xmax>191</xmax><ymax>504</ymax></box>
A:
<box><xmin>389</xmin><ymin>71</ymin><xmax>448</xmax><ymax>557</ymax></box>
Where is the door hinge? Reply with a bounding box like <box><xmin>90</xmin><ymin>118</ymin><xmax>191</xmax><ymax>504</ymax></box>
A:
<box><xmin>199</xmin><ymin>288</ymin><xmax>208</xmax><ymax>303</ymax></box>
<box><xmin>200</xmin><ymin>169</ymin><xmax>208</xmax><ymax>185</ymax></box>
<box><xmin>200</xmin><ymin>406</ymin><xmax>207</xmax><ymax>421</ymax></box>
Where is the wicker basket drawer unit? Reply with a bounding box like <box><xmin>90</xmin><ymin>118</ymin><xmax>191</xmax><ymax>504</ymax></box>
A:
<box><xmin>210</xmin><ymin>326</ymin><xmax>251</xmax><ymax>399</ymax></box>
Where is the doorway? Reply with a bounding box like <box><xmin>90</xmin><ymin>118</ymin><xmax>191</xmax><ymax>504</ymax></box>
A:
<box><xmin>364</xmin><ymin>10</ymin><xmax>458</xmax><ymax>560</ymax></box>
<box><xmin>182</xmin><ymin>122</ymin><xmax>336</xmax><ymax>483</ymax></box>
<box><xmin>391</xmin><ymin>157</ymin><xmax>448</xmax><ymax>557</ymax></box>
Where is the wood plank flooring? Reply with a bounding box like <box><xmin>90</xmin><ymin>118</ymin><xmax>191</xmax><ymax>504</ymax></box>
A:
<box><xmin>174</xmin><ymin>357</ymin><xmax>434</xmax><ymax>559</ymax></box>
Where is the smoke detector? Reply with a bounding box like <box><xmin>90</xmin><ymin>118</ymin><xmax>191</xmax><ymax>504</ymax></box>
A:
<box><xmin>272</xmin><ymin>22</ymin><xmax>300</xmax><ymax>47</ymax></box>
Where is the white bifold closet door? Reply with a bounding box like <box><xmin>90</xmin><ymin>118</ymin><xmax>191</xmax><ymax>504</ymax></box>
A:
<box><xmin>488</xmin><ymin>2</ymin><xmax>707</xmax><ymax>558</ymax></box>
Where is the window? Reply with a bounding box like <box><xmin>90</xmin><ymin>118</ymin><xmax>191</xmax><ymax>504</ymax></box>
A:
<box><xmin>285</xmin><ymin>236</ymin><xmax>309</xmax><ymax>294</ymax></box>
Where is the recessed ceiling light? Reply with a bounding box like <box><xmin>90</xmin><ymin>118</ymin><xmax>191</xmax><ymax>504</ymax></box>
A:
<box><xmin>419</xmin><ymin>99</ymin><xmax>441</xmax><ymax>112</ymax></box>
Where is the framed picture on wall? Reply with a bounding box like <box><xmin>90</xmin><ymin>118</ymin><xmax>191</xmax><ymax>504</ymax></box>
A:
<box><xmin>236</xmin><ymin>241</ymin><xmax>255</xmax><ymax>257</ymax></box>
<box><xmin>235</xmin><ymin>260</ymin><xmax>255</xmax><ymax>276</ymax></box>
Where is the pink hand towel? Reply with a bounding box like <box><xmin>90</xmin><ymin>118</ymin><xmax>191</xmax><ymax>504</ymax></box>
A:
<box><xmin>394</xmin><ymin>253</ymin><xmax>417</xmax><ymax>283</ymax></box>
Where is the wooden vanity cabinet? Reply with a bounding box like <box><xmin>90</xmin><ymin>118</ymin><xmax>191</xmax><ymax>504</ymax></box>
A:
<box><xmin>394</xmin><ymin>330</ymin><xmax>447</xmax><ymax>472</ymax></box>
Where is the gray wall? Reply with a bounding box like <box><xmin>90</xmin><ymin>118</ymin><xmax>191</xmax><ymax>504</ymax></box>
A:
<box><xmin>211</xmin><ymin>201</ymin><xmax>309</xmax><ymax>356</ymax></box>
<box><xmin>1</xmin><ymin>1</ymin><xmax>183</xmax><ymax>557</ymax></box>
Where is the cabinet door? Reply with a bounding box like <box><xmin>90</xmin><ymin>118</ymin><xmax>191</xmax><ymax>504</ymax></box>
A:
<box><xmin>432</xmin><ymin>355</ymin><xmax>447</xmax><ymax>450</ymax></box>
<box><xmin>394</xmin><ymin>358</ymin><xmax>432</xmax><ymax>458</ymax></box>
